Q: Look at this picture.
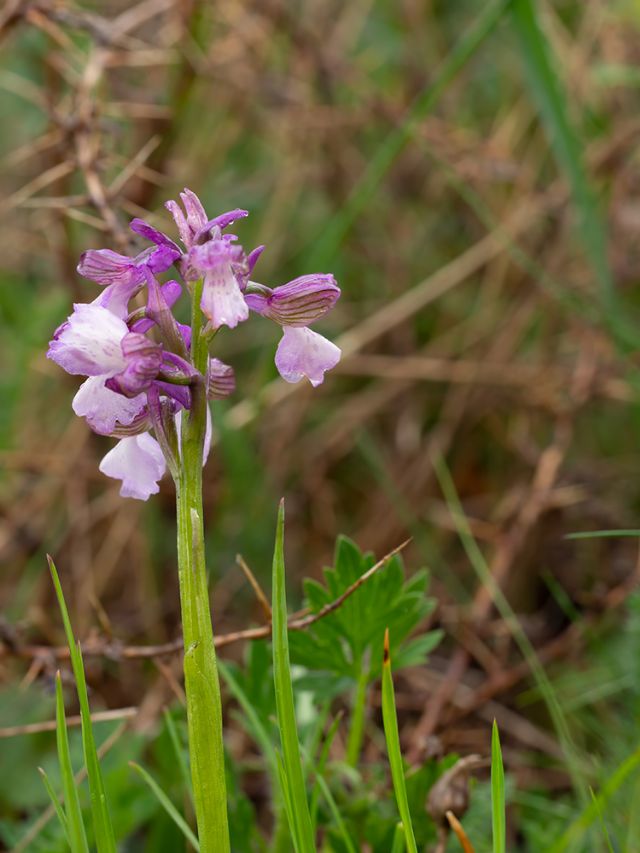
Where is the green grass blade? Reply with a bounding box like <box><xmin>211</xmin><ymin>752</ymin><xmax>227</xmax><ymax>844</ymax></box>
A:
<box><xmin>309</xmin><ymin>712</ymin><xmax>343</xmax><ymax>827</ymax></box>
<box><xmin>509</xmin><ymin>0</ymin><xmax>614</xmax><ymax>314</ymax></box>
<box><xmin>549</xmin><ymin>748</ymin><xmax>640</xmax><ymax>852</ymax></box>
<box><xmin>130</xmin><ymin>762</ymin><xmax>200</xmax><ymax>851</ymax></box>
<box><xmin>276</xmin><ymin>751</ymin><xmax>299</xmax><ymax>853</ymax></box>
<box><xmin>566</xmin><ymin>529</ymin><xmax>640</xmax><ymax>540</ymax></box>
<box><xmin>218</xmin><ymin>661</ymin><xmax>278</xmax><ymax>779</ymax></box>
<box><xmin>308</xmin><ymin>0</ymin><xmax>511</xmax><ymax>267</ymax></box>
<box><xmin>432</xmin><ymin>454</ymin><xmax>588</xmax><ymax>804</ymax></box>
<box><xmin>163</xmin><ymin>710</ymin><xmax>194</xmax><ymax>808</ymax></box>
<box><xmin>54</xmin><ymin>672</ymin><xmax>89</xmax><ymax>853</ymax></box>
<box><xmin>589</xmin><ymin>787</ymin><xmax>614</xmax><ymax>853</ymax></box>
<box><xmin>48</xmin><ymin>556</ymin><xmax>116</xmax><ymax>853</ymax></box>
<box><xmin>38</xmin><ymin>767</ymin><xmax>70</xmax><ymax>847</ymax></box>
<box><xmin>381</xmin><ymin>630</ymin><xmax>417</xmax><ymax>853</ymax></box>
<box><xmin>391</xmin><ymin>823</ymin><xmax>405</xmax><ymax>853</ymax></box>
<box><xmin>491</xmin><ymin>721</ymin><xmax>506</xmax><ymax>853</ymax></box>
<box><xmin>271</xmin><ymin>500</ymin><xmax>316</xmax><ymax>853</ymax></box>
<box><xmin>311</xmin><ymin>770</ymin><xmax>357</xmax><ymax>853</ymax></box>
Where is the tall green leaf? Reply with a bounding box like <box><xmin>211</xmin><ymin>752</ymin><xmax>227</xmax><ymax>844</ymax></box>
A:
<box><xmin>271</xmin><ymin>501</ymin><xmax>316</xmax><ymax>852</ymax></box>
<box><xmin>48</xmin><ymin>556</ymin><xmax>116</xmax><ymax>853</ymax></box>
<box><xmin>491</xmin><ymin>721</ymin><xmax>506</xmax><ymax>853</ymax></box>
<box><xmin>381</xmin><ymin>629</ymin><xmax>417</xmax><ymax>853</ymax></box>
<box><xmin>38</xmin><ymin>767</ymin><xmax>71</xmax><ymax>849</ymax></box>
<box><xmin>53</xmin><ymin>672</ymin><xmax>89</xmax><ymax>853</ymax></box>
<box><xmin>130</xmin><ymin>762</ymin><xmax>200</xmax><ymax>851</ymax></box>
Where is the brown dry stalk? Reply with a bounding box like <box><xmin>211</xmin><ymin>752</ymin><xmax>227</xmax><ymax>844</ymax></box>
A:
<box><xmin>0</xmin><ymin>539</ymin><xmax>410</xmax><ymax>664</ymax></box>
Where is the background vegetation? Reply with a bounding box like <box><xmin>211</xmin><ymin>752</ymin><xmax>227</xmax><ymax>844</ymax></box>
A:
<box><xmin>2</xmin><ymin>0</ymin><xmax>640</xmax><ymax>849</ymax></box>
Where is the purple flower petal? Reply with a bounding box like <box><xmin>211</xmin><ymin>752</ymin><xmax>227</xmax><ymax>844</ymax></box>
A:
<box><xmin>77</xmin><ymin>249</ymin><xmax>142</xmax><ymax>286</ymax></box>
<box><xmin>207</xmin><ymin>358</ymin><xmax>235</xmax><ymax>399</ymax></box>
<box><xmin>274</xmin><ymin>326</ymin><xmax>341</xmax><ymax>387</ymax></box>
<box><xmin>194</xmin><ymin>209</ymin><xmax>249</xmax><ymax>243</ymax></box>
<box><xmin>47</xmin><ymin>304</ymin><xmax>128</xmax><ymax>377</ymax></box>
<box><xmin>130</xmin><ymin>218</ymin><xmax>181</xmax><ymax>253</ymax></box>
<box><xmin>99</xmin><ymin>433</ymin><xmax>166</xmax><ymax>500</ymax></box>
<box><xmin>190</xmin><ymin>241</ymin><xmax>249</xmax><ymax>329</ymax></box>
<box><xmin>107</xmin><ymin>333</ymin><xmax>163</xmax><ymax>397</ymax></box>
<box><xmin>93</xmin><ymin>280</ymin><xmax>142</xmax><ymax>319</ymax></box>
<box><xmin>73</xmin><ymin>376</ymin><xmax>147</xmax><ymax>435</ymax></box>
<box><xmin>247</xmin><ymin>244</ymin><xmax>265</xmax><ymax>274</ymax></box>
<box><xmin>263</xmin><ymin>274</ymin><xmax>340</xmax><ymax>327</ymax></box>
<box><xmin>180</xmin><ymin>189</ymin><xmax>207</xmax><ymax>230</ymax></box>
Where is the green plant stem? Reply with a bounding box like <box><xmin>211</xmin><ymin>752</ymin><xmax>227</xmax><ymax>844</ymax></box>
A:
<box><xmin>175</xmin><ymin>278</ymin><xmax>230</xmax><ymax>852</ymax></box>
<box><xmin>346</xmin><ymin>667</ymin><xmax>368</xmax><ymax>767</ymax></box>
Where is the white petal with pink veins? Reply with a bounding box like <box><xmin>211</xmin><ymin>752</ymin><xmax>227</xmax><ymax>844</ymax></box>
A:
<box><xmin>73</xmin><ymin>376</ymin><xmax>146</xmax><ymax>435</ymax></box>
<box><xmin>47</xmin><ymin>304</ymin><xmax>128</xmax><ymax>376</ymax></box>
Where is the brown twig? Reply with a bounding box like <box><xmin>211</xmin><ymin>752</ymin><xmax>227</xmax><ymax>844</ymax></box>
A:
<box><xmin>0</xmin><ymin>540</ymin><xmax>410</xmax><ymax>664</ymax></box>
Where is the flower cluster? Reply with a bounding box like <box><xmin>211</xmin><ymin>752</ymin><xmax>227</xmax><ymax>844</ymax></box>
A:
<box><xmin>48</xmin><ymin>189</ymin><xmax>341</xmax><ymax>499</ymax></box>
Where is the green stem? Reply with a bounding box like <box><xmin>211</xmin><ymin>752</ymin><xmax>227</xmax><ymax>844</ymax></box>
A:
<box><xmin>175</xmin><ymin>278</ymin><xmax>230</xmax><ymax>852</ymax></box>
<box><xmin>346</xmin><ymin>667</ymin><xmax>369</xmax><ymax>767</ymax></box>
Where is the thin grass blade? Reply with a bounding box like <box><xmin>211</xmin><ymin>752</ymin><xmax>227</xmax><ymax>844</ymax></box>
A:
<box><xmin>271</xmin><ymin>500</ymin><xmax>316</xmax><ymax>853</ymax></box>
<box><xmin>381</xmin><ymin>629</ymin><xmax>417</xmax><ymax>853</ymax></box>
<box><xmin>549</xmin><ymin>748</ymin><xmax>640</xmax><ymax>852</ymax></box>
<box><xmin>491</xmin><ymin>720</ymin><xmax>506</xmax><ymax>853</ymax></box>
<box><xmin>48</xmin><ymin>556</ymin><xmax>116</xmax><ymax>853</ymax></box>
<box><xmin>54</xmin><ymin>672</ymin><xmax>89</xmax><ymax>853</ymax></box>
<box><xmin>130</xmin><ymin>762</ymin><xmax>199</xmax><ymax>851</ymax></box>
<box><xmin>509</xmin><ymin>0</ymin><xmax>617</xmax><ymax>325</ymax></box>
<box><xmin>38</xmin><ymin>767</ymin><xmax>70</xmax><ymax>846</ymax></box>
<box><xmin>308</xmin><ymin>0</ymin><xmax>511</xmax><ymax>267</ymax></box>
<box><xmin>391</xmin><ymin>823</ymin><xmax>405</xmax><ymax>853</ymax></box>
<box><xmin>309</xmin><ymin>766</ymin><xmax>356</xmax><ymax>853</ymax></box>
<box><xmin>163</xmin><ymin>710</ymin><xmax>194</xmax><ymax>808</ymax></box>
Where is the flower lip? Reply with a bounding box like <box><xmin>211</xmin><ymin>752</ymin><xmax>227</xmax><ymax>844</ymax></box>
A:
<box><xmin>275</xmin><ymin>326</ymin><xmax>341</xmax><ymax>387</ymax></box>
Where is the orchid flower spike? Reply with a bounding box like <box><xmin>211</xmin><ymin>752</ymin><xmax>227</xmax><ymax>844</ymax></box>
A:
<box><xmin>47</xmin><ymin>188</ymin><xmax>342</xmax><ymax>498</ymax></box>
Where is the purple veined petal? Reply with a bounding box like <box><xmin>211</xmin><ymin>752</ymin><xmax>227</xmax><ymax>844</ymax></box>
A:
<box><xmin>73</xmin><ymin>376</ymin><xmax>147</xmax><ymax>435</ymax></box>
<box><xmin>130</xmin><ymin>218</ymin><xmax>181</xmax><ymax>253</ymax></box>
<box><xmin>165</xmin><ymin>199</ymin><xmax>190</xmax><ymax>246</ymax></box>
<box><xmin>247</xmin><ymin>244</ymin><xmax>265</xmax><ymax>274</ymax></box>
<box><xmin>99</xmin><ymin>432</ymin><xmax>166</xmax><ymax>500</ymax></box>
<box><xmin>107</xmin><ymin>333</ymin><xmax>163</xmax><ymax>397</ymax></box>
<box><xmin>194</xmin><ymin>209</ymin><xmax>249</xmax><ymax>243</ymax></box>
<box><xmin>175</xmin><ymin>407</ymin><xmax>212</xmax><ymax>464</ymax></box>
<box><xmin>244</xmin><ymin>290</ymin><xmax>269</xmax><ymax>315</ymax></box>
<box><xmin>147</xmin><ymin>243</ymin><xmax>182</xmax><ymax>273</ymax></box>
<box><xmin>92</xmin><ymin>280</ymin><xmax>143</xmax><ymax>319</ymax></box>
<box><xmin>274</xmin><ymin>326</ymin><xmax>341</xmax><ymax>387</ymax></box>
<box><xmin>154</xmin><ymin>381</ymin><xmax>192</xmax><ymax>410</ymax></box>
<box><xmin>77</xmin><ymin>249</ymin><xmax>144</xmax><ymax>286</ymax></box>
<box><xmin>263</xmin><ymin>274</ymin><xmax>340</xmax><ymax>327</ymax></box>
<box><xmin>47</xmin><ymin>303</ymin><xmax>128</xmax><ymax>376</ymax></box>
<box><xmin>180</xmin><ymin>189</ymin><xmax>207</xmax><ymax>230</ymax></box>
<box><xmin>207</xmin><ymin>358</ymin><xmax>235</xmax><ymax>399</ymax></box>
<box><xmin>178</xmin><ymin>323</ymin><xmax>192</xmax><ymax>350</ymax></box>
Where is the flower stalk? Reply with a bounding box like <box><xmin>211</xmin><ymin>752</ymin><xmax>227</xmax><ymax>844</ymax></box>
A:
<box><xmin>174</xmin><ymin>277</ymin><xmax>229</xmax><ymax>852</ymax></box>
<box><xmin>46</xmin><ymin>188</ymin><xmax>342</xmax><ymax>849</ymax></box>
